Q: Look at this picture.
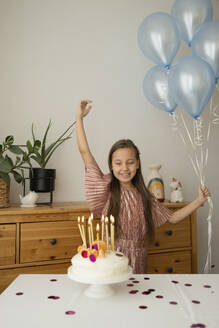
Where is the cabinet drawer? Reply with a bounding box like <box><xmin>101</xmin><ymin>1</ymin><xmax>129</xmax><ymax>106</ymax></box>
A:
<box><xmin>0</xmin><ymin>224</ymin><xmax>16</xmax><ymax>266</ymax></box>
<box><xmin>147</xmin><ymin>250</ymin><xmax>191</xmax><ymax>274</ymax></box>
<box><xmin>20</xmin><ymin>221</ymin><xmax>81</xmax><ymax>263</ymax></box>
<box><xmin>148</xmin><ymin>217</ymin><xmax>191</xmax><ymax>251</ymax></box>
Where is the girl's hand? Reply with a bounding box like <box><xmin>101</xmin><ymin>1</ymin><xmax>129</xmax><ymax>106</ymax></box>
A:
<box><xmin>76</xmin><ymin>100</ymin><xmax>92</xmax><ymax>120</ymax></box>
<box><xmin>197</xmin><ymin>185</ymin><xmax>211</xmax><ymax>206</ymax></box>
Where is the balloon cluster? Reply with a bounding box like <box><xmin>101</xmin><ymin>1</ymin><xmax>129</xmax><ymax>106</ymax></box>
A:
<box><xmin>138</xmin><ymin>0</ymin><xmax>219</xmax><ymax>119</ymax></box>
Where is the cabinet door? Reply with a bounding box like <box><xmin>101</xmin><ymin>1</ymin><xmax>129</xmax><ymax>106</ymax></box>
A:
<box><xmin>0</xmin><ymin>224</ymin><xmax>16</xmax><ymax>266</ymax></box>
<box><xmin>20</xmin><ymin>221</ymin><xmax>81</xmax><ymax>263</ymax></box>
<box><xmin>148</xmin><ymin>217</ymin><xmax>191</xmax><ymax>252</ymax></box>
<box><xmin>147</xmin><ymin>251</ymin><xmax>192</xmax><ymax>274</ymax></box>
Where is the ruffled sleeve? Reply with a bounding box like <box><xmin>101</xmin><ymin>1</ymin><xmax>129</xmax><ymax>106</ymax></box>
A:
<box><xmin>85</xmin><ymin>161</ymin><xmax>111</xmax><ymax>217</ymax></box>
<box><xmin>151</xmin><ymin>194</ymin><xmax>173</xmax><ymax>227</ymax></box>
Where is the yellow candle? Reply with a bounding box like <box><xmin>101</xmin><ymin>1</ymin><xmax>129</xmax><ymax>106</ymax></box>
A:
<box><xmin>90</xmin><ymin>214</ymin><xmax>94</xmax><ymax>244</ymax></box>
<box><xmin>110</xmin><ymin>215</ymin><xmax>115</xmax><ymax>251</ymax></box>
<box><xmin>96</xmin><ymin>223</ymin><xmax>100</xmax><ymax>249</ymax></box>
<box><xmin>105</xmin><ymin>216</ymin><xmax>109</xmax><ymax>252</ymax></box>
<box><xmin>77</xmin><ymin>217</ymin><xmax>84</xmax><ymax>244</ymax></box>
<box><xmin>81</xmin><ymin>216</ymin><xmax>86</xmax><ymax>246</ymax></box>
<box><xmin>88</xmin><ymin>217</ymin><xmax>92</xmax><ymax>249</ymax></box>
<box><xmin>101</xmin><ymin>214</ymin><xmax>105</xmax><ymax>240</ymax></box>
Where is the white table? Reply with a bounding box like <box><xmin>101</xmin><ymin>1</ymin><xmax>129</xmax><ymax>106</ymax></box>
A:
<box><xmin>0</xmin><ymin>274</ymin><xmax>218</xmax><ymax>328</ymax></box>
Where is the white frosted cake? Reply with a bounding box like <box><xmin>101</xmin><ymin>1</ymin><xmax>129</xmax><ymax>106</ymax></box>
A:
<box><xmin>69</xmin><ymin>250</ymin><xmax>129</xmax><ymax>279</ymax></box>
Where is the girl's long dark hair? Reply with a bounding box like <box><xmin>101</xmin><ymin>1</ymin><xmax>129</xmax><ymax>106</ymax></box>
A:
<box><xmin>107</xmin><ymin>139</ymin><xmax>154</xmax><ymax>243</ymax></box>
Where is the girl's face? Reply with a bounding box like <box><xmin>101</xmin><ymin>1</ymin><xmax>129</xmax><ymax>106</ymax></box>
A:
<box><xmin>111</xmin><ymin>147</ymin><xmax>139</xmax><ymax>189</ymax></box>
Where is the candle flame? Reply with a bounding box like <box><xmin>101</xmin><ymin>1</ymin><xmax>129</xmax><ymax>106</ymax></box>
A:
<box><xmin>101</xmin><ymin>214</ymin><xmax>105</xmax><ymax>222</ymax></box>
<box><xmin>91</xmin><ymin>213</ymin><xmax>93</xmax><ymax>220</ymax></box>
<box><xmin>81</xmin><ymin>216</ymin><xmax>84</xmax><ymax>223</ymax></box>
<box><xmin>78</xmin><ymin>216</ymin><xmax>80</xmax><ymax>223</ymax></box>
<box><xmin>88</xmin><ymin>217</ymin><xmax>91</xmax><ymax>224</ymax></box>
<box><xmin>105</xmin><ymin>216</ymin><xmax>109</xmax><ymax>223</ymax></box>
<box><xmin>110</xmin><ymin>215</ymin><xmax>115</xmax><ymax>224</ymax></box>
<box><xmin>96</xmin><ymin>223</ymin><xmax>100</xmax><ymax>231</ymax></box>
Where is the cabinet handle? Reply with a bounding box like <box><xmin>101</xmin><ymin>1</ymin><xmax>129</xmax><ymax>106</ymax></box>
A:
<box><xmin>168</xmin><ymin>267</ymin><xmax>173</xmax><ymax>273</ymax></box>
<box><xmin>166</xmin><ymin>230</ymin><xmax>173</xmax><ymax>236</ymax></box>
<box><xmin>50</xmin><ymin>238</ymin><xmax>57</xmax><ymax>245</ymax></box>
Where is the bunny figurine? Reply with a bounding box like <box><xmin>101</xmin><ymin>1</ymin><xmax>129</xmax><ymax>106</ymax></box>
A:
<box><xmin>170</xmin><ymin>178</ymin><xmax>183</xmax><ymax>203</ymax></box>
<box><xmin>19</xmin><ymin>191</ymin><xmax>38</xmax><ymax>207</ymax></box>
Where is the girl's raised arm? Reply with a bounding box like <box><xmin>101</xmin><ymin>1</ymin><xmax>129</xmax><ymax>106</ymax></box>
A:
<box><xmin>76</xmin><ymin>100</ymin><xmax>96</xmax><ymax>168</ymax></box>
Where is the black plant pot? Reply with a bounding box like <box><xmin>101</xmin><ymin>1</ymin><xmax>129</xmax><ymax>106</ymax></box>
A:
<box><xmin>29</xmin><ymin>168</ymin><xmax>56</xmax><ymax>193</ymax></box>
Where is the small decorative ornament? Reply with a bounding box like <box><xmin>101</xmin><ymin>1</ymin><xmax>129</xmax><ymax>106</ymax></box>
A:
<box><xmin>147</xmin><ymin>164</ymin><xmax>165</xmax><ymax>201</ymax></box>
<box><xmin>89</xmin><ymin>254</ymin><xmax>96</xmax><ymax>262</ymax></box>
<box><xmin>81</xmin><ymin>250</ymin><xmax>88</xmax><ymax>258</ymax></box>
<box><xmin>170</xmin><ymin>177</ymin><xmax>183</xmax><ymax>203</ymax></box>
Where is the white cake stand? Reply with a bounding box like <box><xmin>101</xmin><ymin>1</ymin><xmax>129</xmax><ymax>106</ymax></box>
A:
<box><xmin>68</xmin><ymin>266</ymin><xmax>132</xmax><ymax>298</ymax></box>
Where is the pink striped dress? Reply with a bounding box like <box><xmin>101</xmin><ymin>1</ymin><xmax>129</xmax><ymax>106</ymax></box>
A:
<box><xmin>85</xmin><ymin>161</ymin><xmax>173</xmax><ymax>274</ymax></box>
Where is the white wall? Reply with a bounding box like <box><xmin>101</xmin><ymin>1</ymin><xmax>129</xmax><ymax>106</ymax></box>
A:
<box><xmin>0</xmin><ymin>0</ymin><xmax>219</xmax><ymax>273</ymax></box>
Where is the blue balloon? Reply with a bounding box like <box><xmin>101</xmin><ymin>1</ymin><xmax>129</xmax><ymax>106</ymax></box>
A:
<box><xmin>171</xmin><ymin>0</ymin><xmax>213</xmax><ymax>46</ymax></box>
<box><xmin>169</xmin><ymin>55</ymin><xmax>215</xmax><ymax>119</ymax></box>
<box><xmin>143</xmin><ymin>65</ymin><xmax>177</xmax><ymax>113</ymax></box>
<box><xmin>191</xmin><ymin>21</ymin><xmax>219</xmax><ymax>79</ymax></box>
<box><xmin>138</xmin><ymin>12</ymin><xmax>180</xmax><ymax>66</ymax></box>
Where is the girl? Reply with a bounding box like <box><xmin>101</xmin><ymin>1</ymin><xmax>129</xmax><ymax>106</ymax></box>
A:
<box><xmin>76</xmin><ymin>99</ymin><xmax>210</xmax><ymax>273</ymax></box>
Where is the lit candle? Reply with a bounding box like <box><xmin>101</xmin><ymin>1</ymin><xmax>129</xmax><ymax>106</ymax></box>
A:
<box><xmin>96</xmin><ymin>223</ymin><xmax>100</xmax><ymax>249</ymax></box>
<box><xmin>110</xmin><ymin>215</ymin><xmax>115</xmax><ymax>251</ymax></box>
<box><xmin>77</xmin><ymin>217</ymin><xmax>85</xmax><ymax>245</ymax></box>
<box><xmin>90</xmin><ymin>214</ymin><xmax>94</xmax><ymax>244</ymax></box>
<box><xmin>101</xmin><ymin>214</ymin><xmax>105</xmax><ymax>240</ymax></box>
<box><xmin>88</xmin><ymin>217</ymin><xmax>92</xmax><ymax>249</ymax></box>
<box><xmin>81</xmin><ymin>216</ymin><xmax>86</xmax><ymax>246</ymax></box>
<box><xmin>105</xmin><ymin>216</ymin><xmax>109</xmax><ymax>252</ymax></box>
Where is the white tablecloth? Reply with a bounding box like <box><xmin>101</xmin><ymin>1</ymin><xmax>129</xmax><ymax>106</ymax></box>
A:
<box><xmin>0</xmin><ymin>274</ymin><xmax>218</xmax><ymax>328</ymax></box>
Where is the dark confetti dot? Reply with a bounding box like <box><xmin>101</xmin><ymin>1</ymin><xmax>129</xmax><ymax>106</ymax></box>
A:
<box><xmin>169</xmin><ymin>301</ymin><xmax>178</xmax><ymax>305</ymax></box>
<box><xmin>48</xmin><ymin>296</ymin><xmax>60</xmax><ymax>300</ymax></box>
<box><xmin>185</xmin><ymin>283</ymin><xmax>192</xmax><ymax>287</ymax></box>
<box><xmin>129</xmin><ymin>277</ymin><xmax>135</xmax><ymax>280</ymax></box>
<box><xmin>115</xmin><ymin>253</ymin><xmax>123</xmax><ymax>257</ymax></box>
<box><xmin>190</xmin><ymin>324</ymin><xmax>206</xmax><ymax>328</ymax></box>
<box><xmin>148</xmin><ymin>289</ymin><xmax>155</xmax><ymax>292</ymax></box>
<box><xmin>142</xmin><ymin>291</ymin><xmax>151</xmax><ymax>295</ymax></box>
<box><xmin>156</xmin><ymin>295</ymin><xmax>164</xmax><ymax>299</ymax></box>
<box><xmin>65</xmin><ymin>311</ymin><xmax>76</xmax><ymax>315</ymax></box>
<box><xmin>50</xmin><ymin>279</ymin><xmax>57</xmax><ymax>282</ymax></box>
<box><xmin>171</xmin><ymin>280</ymin><xmax>179</xmax><ymax>284</ymax></box>
<box><xmin>16</xmin><ymin>292</ymin><xmax>23</xmax><ymax>296</ymax></box>
<box><xmin>133</xmin><ymin>280</ymin><xmax>139</xmax><ymax>283</ymax></box>
<box><xmin>192</xmin><ymin>300</ymin><xmax>200</xmax><ymax>304</ymax></box>
<box><xmin>139</xmin><ymin>305</ymin><xmax>148</xmax><ymax>309</ymax></box>
<box><xmin>144</xmin><ymin>277</ymin><xmax>150</xmax><ymax>280</ymax></box>
<box><xmin>127</xmin><ymin>284</ymin><xmax>134</xmax><ymax>287</ymax></box>
<box><xmin>129</xmin><ymin>290</ymin><xmax>139</xmax><ymax>294</ymax></box>
<box><xmin>203</xmin><ymin>285</ymin><xmax>211</xmax><ymax>288</ymax></box>
<box><xmin>211</xmin><ymin>264</ymin><xmax>215</xmax><ymax>268</ymax></box>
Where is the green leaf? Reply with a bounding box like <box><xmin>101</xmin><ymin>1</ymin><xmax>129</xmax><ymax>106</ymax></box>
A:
<box><xmin>33</xmin><ymin>140</ymin><xmax>41</xmax><ymax>152</ymax></box>
<box><xmin>12</xmin><ymin>170</ymin><xmax>23</xmax><ymax>183</ymax></box>
<box><xmin>26</xmin><ymin>140</ymin><xmax>33</xmax><ymax>153</ymax></box>
<box><xmin>0</xmin><ymin>156</ymin><xmax>14</xmax><ymax>173</ymax></box>
<box><xmin>8</xmin><ymin>145</ymin><xmax>24</xmax><ymax>155</ymax></box>
<box><xmin>15</xmin><ymin>156</ymin><xmax>21</xmax><ymax>165</ymax></box>
<box><xmin>5</xmin><ymin>135</ymin><xmax>14</xmax><ymax>145</ymax></box>
<box><xmin>41</xmin><ymin>120</ymin><xmax>52</xmax><ymax>159</ymax></box>
<box><xmin>31</xmin><ymin>123</ymin><xmax>36</xmax><ymax>143</ymax></box>
<box><xmin>0</xmin><ymin>171</ymin><xmax>10</xmax><ymax>184</ymax></box>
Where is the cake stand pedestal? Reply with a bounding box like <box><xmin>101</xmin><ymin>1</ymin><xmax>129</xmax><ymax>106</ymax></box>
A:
<box><xmin>68</xmin><ymin>266</ymin><xmax>132</xmax><ymax>299</ymax></box>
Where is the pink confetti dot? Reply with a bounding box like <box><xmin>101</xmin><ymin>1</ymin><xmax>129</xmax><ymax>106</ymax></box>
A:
<box><xmin>50</xmin><ymin>279</ymin><xmax>57</xmax><ymax>282</ymax></box>
<box><xmin>203</xmin><ymin>285</ymin><xmax>211</xmax><ymax>288</ymax></box>
<box><xmin>192</xmin><ymin>300</ymin><xmax>200</xmax><ymax>304</ymax></box>
<box><xmin>190</xmin><ymin>324</ymin><xmax>206</xmax><ymax>328</ymax></box>
<box><xmin>185</xmin><ymin>283</ymin><xmax>192</xmax><ymax>287</ymax></box>
<box><xmin>171</xmin><ymin>280</ymin><xmax>179</xmax><ymax>284</ymax></box>
<box><xmin>144</xmin><ymin>277</ymin><xmax>150</xmax><ymax>280</ymax></box>
<box><xmin>156</xmin><ymin>295</ymin><xmax>164</xmax><ymax>299</ymax></box>
<box><xmin>139</xmin><ymin>305</ymin><xmax>148</xmax><ymax>309</ymax></box>
<box><xmin>65</xmin><ymin>311</ymin><xmax>76</xmax><ymax>315</ymax></box>
<box><xmin>169</xmin><ymin>301</ymin><xmax>178</xmax><ymax>305</ymax></box>
<box><xmin>142</xmin><ymin>291</ymin><xmax>151</xmax><ymax>295</ymax></box>
<box><xmin>129</xmin><ymin>277</ymin><xmax>135</xmax><ymax>280</ymax></box>
<box><xmin>48</xmin><ymin>296</ymin><xmax>60</xmax><ymax>300</ymax></box>
<box><xmin>127</xmin><ymin>284</ymin><xmax>134</xmax><ymax>287</ymax></box>
<box><xmin>129</xmin><ymin>290</ymin><xmax>139</xmax><ymax>294</ymax></box>
<box><xmin>16</xmin><ymin>292</ymin><xmax>23</xmax><ymax>296</ymax></box>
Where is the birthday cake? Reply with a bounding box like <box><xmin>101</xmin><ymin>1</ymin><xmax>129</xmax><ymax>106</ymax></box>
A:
<box><xmin>68</xmin><ymin>215</ymin><xmax>130</xmax><ymax>281</ymax></box>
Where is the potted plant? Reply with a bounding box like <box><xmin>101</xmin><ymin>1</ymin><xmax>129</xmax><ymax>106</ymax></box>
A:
<box><xmin>0</xmin><ymin>136</ymin><xmax>31</xmax><ymax>207</ymax></box>
<box><xmin>26</xmin><ymin>120</ymin><xmax>75</xmax><ymax>194</ymax></box>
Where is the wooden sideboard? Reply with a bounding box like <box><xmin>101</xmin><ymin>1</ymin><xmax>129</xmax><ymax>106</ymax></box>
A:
<box><xmin>0</xmin><ymin>202</ymin><xmax>197</xmax><ymax>293</ymax></box>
